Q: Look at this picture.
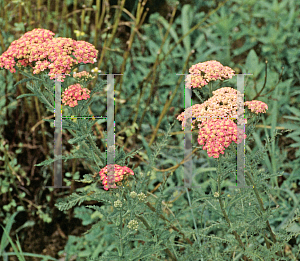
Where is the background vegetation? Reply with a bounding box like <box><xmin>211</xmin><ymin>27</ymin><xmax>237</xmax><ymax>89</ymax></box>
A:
<box><xmin>0</xmin><ymin>0</ymin><xmax>299</xmax><ymax>260</ymax></box>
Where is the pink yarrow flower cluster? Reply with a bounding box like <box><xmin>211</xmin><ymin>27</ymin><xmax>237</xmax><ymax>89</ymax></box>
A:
<box><xmin>62</xmin><ymin>83</ymin><xmax>91</xmax><ymax>107</ymax></box>
<box><xmin>244</xmin><ymin>100</ymin><xmax>268</xmax><ymax>114</ymax></box>
<box><xmin>177</xmin><ymin>87</ymin><xmax>268</xmax><ymax>158</ymax></box>
<box><xmin>187</xmin><ymin>60</ymin><xmax>235</xmax><ymax>89</ymax></box>
<box><xmin>177</xmin><ymin>87</ymin><xmax>246</xmax><ymax>130</ymax></box>
<box><xmin>0</xmin><ymin>28</ymin><xmax>55</xmax><ymax>73</ymax></box>
<box><xmin>0</xmin><ymin>28</ymin><xmax>98</xmax><ymax>82</ymax></box>
<box><xmin>177</xmin><ymin>60</ymin><xmax>269</xmax><ymax>158</ymax></box>
<box><xmin>99</xmin><ymin>164</ymin><xmax>134</xmax><ymax>190</ymax></box>
<box><xmin>197</xmin><ymin>118</ymin><xmax>247</xmax><ymax>158</ymax></box>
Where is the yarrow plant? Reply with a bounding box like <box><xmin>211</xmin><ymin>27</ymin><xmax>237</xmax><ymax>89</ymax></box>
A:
<box><xmin>0</xmin><ymin>28</ymin><xmax>134</xmax><ymax>191</ymax></box>
<box><xmin>1</xmin><ymin>29</ymin><xmax>299</xmax><ymax>261</ymax></box>
<box><xmin>177</xmin><ymin>61</ymin><xmax>268</xmax><ymax>158</ymax></box>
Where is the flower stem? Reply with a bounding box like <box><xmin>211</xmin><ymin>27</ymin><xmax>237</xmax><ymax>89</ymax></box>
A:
<box><xmin>217</xmin><ymin>159</ymin><xmax>250</xmax><ymax>261</ymax></box>
<box><xmin>125</xmin><ymin>183</ymin><xmax>193</xmax><ymax>249</ymax></box>
<box><xmin>245</xmin><ymin>169</ymin><xmax>277</xmax><ymax>242</ymax></box>
<box><xmin>135</xmin><ymin>214</ymin><xmax>177</xmax><ymax>260</ymax></box>
<box><xmin>119</xmin><ymin>210</ymin><xmax>123</xmax><ymax>257</ymax></box>
<box><xmin>209</xmin><ymin>82</ymin><xmax>213</xmax><ymax>97</ymax></box>
<box><xmin>67</xmin><ymin>129</ymin><xmax>103</xmax><ymax>170</ymax></box>
<box><xmin>244</xmin><ymin>168</ymin><xmax>283</xmax><ymax>259</ymax></box>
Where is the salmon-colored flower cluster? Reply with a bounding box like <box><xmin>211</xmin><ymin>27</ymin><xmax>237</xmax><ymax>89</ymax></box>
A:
<box><xmin>177</xmin><ymin>85</ymin><xmax>268</xmax><ymax>158</ymax></box>
<box><xmin>0</xmin><ymin>28</ymin><xmax>98</xmax><ymax>82</ymax></box>
<box><xmin>62</xmin><ymin>83</ymin><xmax>90</xmax><ymax>107</ymax></box>
<box><xmin>0</xmin><ymin>28</ymin><xmax>54</xmax><ymax>73</ymax></box>
<box><xmin>187</xmin><ymin>60</ymin><xmax>235</xmax><ymax>89</ymax></box>
<box><xmin>177</xmin><ymin>87</ymin><xmax>245</xmax><ymax>130</ymax></box>
<box><xmin>244</xmin><ymin>100</ymin><xmax>268</xmax><ymax>114</ymax></box>
<box><xmin>99</xmin><ymin>164</ymin><xmax>134</xmax><ymax>190</ymax></box>
<box><xmin>197</xmin><ymin>118</ymin><xmax>247</xmax><ymax>158</ymax></box>
<box><xmin>177</xmin><ymin>59</ymin><xmax>269</xmax><ymax>158</ymax></box>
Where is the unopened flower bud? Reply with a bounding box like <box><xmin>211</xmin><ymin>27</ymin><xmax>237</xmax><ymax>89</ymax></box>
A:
<box><xmin>114</xmin><ymin>199</ymin><xmax>122</xmax><ymax>208</ymax></box>
<box><xmin>137</xmin><ymin>192</ymin><xmax>147</xmax><ymax>201</ymax></box>
<box><xmin>130</xmin><ymin>191</ymin><xmax>137</xmax><ymax>198</ymax></box>
<box><xmin>127</xmin><ymin>219</ymin><xmax>139</xmax><ymax>231</ymax></box>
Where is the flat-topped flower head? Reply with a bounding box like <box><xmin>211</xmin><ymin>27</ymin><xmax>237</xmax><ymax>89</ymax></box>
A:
<box><xmin>99</xmin><ymin>164</ymin><xmax>134</xmax><ymax>191</ymax></box>
<box><xmin>62</xmin><ymin>83</ymin><xmax>91</xmax><ymax>107</ymax></box>
<box><xmin>0</xmin><ymin>28</ymin><xmax>98</xmax><ymax>82</ymax></box>
<box><xmin>45</xmin><ymin>37</ymin><xmax>78</xmax><ymax>81</ymax></box>
<box><xmin>73</xmin><ymin>41</ymin><xmax>98</xmax><ymax>64</ymax></box>
<box><xmin>187</xmin><ymin>60</ymin><xmax>235</xmax><ymax>89</ymax></box>
<box><xmin>0</xmin><ymin>28</ymin><xmax>55</xmax><ymax>73</ymax></box>
<box><xmin>245</xmin><ymin>100</ymin><xmax>268</xmax><ymax>114</ymax></box>
<box><xmin>197</xmin><ymin>118</ymin><xmax>247</xmax><ymax>158</ymax></box>
<box><xmin>177</xmin><ymin>87</ymin><xmax>244</xmax><ymax>130</ymax></box>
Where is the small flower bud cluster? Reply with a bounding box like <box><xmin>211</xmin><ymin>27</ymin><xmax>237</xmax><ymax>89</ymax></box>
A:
<box><xmin>62</xmin><ymin>83</ymin><xmax>91</xmax><ymax>107</ymax></box>
<box><xmin>99</xmin><ymin>164</ymin><xmax>134</xmax><ymax>191</ymax></box>
<box><xmin>129</xmin><ymin>191</ymin><xmax>147</xmax><ymax>201</ymax></box>
<box><xmin>187</xmin><ymin>60</ymin><xmax>235</xmax><ymax>89</ymax></box>
<box><xmin>127</xmin><ymin>219</ymin><xmax>139</xmax><ymax>231</ymax></box>
<box><xmin>73</xmin><ymin>70</ymin><xmax>95</xmax><ymax>83</ymax></box>
<box><xmin>91</xmin><ymin>67</ymin><xmax>101</xmax><ymax>73</ymax></box>
<box><xmin>137</xmin><ymin>192</ymin><xmax>147</xmax><ymax>201</ymax></box>
<box><xmin>74</xmin><ymin>30</ymin><xmax>85</xmax><ymax>37</ymax></box>
<box><xmin>114</xmin><ymin>199</ymin><xmax>123</xmax><ymax>208</ymax></box>
<box><xmin>130</xmin><ymin>191</ymin><xmax>137</xmax><ymax>198</ymax></box>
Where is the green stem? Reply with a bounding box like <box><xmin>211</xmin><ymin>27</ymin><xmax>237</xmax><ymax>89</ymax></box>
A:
<box><xmin>67</xmin><ymin>128</ymin><xmax>103</xmax><ymax>171</ymax></box>
<box><xmin>244</xmin><ymin>167</ymin><xmax>284</xmax><ymax>260</ymax></box>
<box><xmin>20</xmin><ymin>71</ymin><xmax>104</xmax><ymax>173</ymax></box>
<box><xmin>135</xmin><ymin>214</ymin><xmax>177</xmax><ymax>261</ymax></box>
<box><xmin>119</xmin><ymin>210</ymin><xmax>123</xmax><ymax>257</ymax></box>
<box><xmin>244</xmin><ymin>169</ymin><xmax>277</xmax><ymax>244</ymax></box>
<box><xmin>217</xmin><ymin>159</ymin><xmax>250</xmax><ymax>261</ymax></box>
<box><xmin>209</xmin><ymin>82</ymin><xmax>213</xmax><ymax>97</ymax></box>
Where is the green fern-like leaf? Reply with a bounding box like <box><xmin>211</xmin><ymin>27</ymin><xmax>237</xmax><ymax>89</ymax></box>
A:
<box><xmin>55</xmin><ymin>192</ymin><xmax>92</xmax><ymax>211</ymax></box>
